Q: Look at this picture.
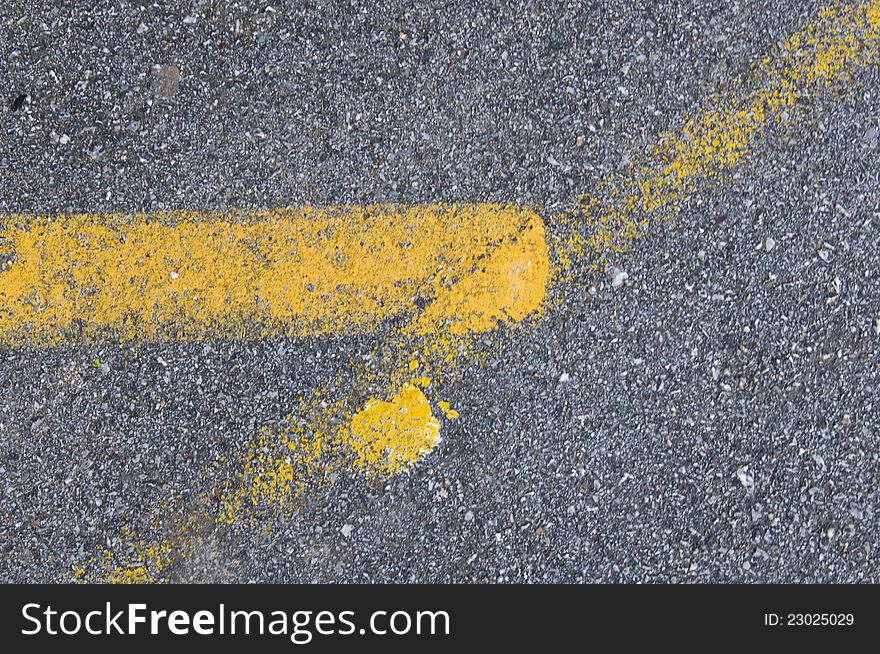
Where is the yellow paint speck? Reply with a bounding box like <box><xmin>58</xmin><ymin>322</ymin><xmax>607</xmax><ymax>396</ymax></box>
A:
<box><xmin>438</xmin><ymin>401</ymin><xmax>459</xmax><ymax>419</ymax></box>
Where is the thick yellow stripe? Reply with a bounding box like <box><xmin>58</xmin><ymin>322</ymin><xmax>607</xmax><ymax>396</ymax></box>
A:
<box><xmin>0</xmin><ymin>204</ymin><xmax>549</xmax><ymax>346</ymax></box>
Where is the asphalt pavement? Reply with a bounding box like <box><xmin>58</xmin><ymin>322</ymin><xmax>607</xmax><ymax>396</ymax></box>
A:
<box><xmin>1</xmin><ymin>0</ymin><xmax>878</xmax><ymax>582</ymax></box>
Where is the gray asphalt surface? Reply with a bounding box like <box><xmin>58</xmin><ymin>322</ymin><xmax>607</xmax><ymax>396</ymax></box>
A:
<box><xmin>2</xmin><ymin>0</ymin><xmax>879</xmax><ymax>582</ymax></box>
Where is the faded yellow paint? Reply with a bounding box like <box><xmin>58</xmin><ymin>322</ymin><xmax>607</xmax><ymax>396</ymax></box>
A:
<box><xmin>558</xmin><ymin>0</ymin><xmax>880</xmax><ymax>267</ymax></box>
<box><xmin>217</xmin><ymin>420</ymin><xmax>333</xmax><ymax>526</ymax></box>
<box><xmin>0</xmin><ymin>204</ymin><xmax>549</xmax><ymax>346</ymax></box>
<box><xmin>73</xmin><ymin>521</ymin><xmax>180</xmax><ymax>584</ymax></box>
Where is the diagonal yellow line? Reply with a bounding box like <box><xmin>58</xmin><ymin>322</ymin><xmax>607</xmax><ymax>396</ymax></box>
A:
<box><xmin>557</xmin><ymin>0</ymin><xmax>880</xmax><ymax>267</ymax></box>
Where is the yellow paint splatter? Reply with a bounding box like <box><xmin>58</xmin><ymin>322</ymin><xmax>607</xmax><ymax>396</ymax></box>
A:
<box><xmin>346</xmin><ymin>383</ymin><xmax>441</xmax><ymax>477</ymax></box>
<box><xmin>73</xmin><ymin>380</ymin><xmax>447</xmax><ymax>581</ymax></box>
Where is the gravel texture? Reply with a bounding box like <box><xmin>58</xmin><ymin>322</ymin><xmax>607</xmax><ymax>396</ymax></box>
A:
<box><xmin>2</xmin><ymin>0</ymin><xmax>879</xmax><ymax>582</ymax></box>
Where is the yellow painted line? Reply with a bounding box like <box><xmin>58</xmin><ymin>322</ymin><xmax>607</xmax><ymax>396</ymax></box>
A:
<box><xmin>0</xmin><ymin>204</ymin><xmax>549</xmax><ymax>346</ymax></box>
<box><xmin>71</xmin><ymin>0</ymin><xmax>880</xmax><ymax>582</ymax></box>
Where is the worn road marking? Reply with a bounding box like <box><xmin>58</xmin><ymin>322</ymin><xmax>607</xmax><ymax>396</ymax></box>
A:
<box><xmin>50</xmin><ymin>0</ymin><xmax>880</xmax><ymax>581</ymax></box>
<box><xmin>0</xmin><ymin>204</ymin><xmax>549</xmax><ymax>346</ymax></box>
<box><xmin>558</xmin><ymin>0</ymin><xmax>880</xmax><ymax>266</ymax></box>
